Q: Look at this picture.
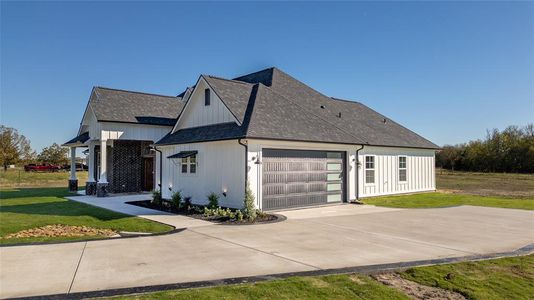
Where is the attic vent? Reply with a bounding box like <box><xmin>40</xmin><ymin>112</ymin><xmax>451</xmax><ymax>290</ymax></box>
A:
<box><xmin>320</xmin><ymin>105</ymin><xmax>325</xmax><ymax>109</ymax></box>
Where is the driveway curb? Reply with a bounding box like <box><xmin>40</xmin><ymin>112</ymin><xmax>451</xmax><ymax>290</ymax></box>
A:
<box><xmin>9</xmin><ymin>243</ymin><xmax>534</xmax><ymax>300</ymax></box>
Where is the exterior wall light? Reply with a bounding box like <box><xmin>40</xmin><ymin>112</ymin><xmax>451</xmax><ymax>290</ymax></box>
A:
<box><xmin>222</xmin><ymin>187</ymin><xmax>227</xmax><ymax>197</ymax></box>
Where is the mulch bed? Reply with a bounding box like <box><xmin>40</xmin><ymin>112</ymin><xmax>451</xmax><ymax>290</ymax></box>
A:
<box><xmin>1</xmin><ymin>224</ymin><xmax>118</xmax><ymax>239</ymax></box>
<box><xmin>126</xmin><ymin>200</ymin><xmax>281</xmax><ymax>225</ymax></box>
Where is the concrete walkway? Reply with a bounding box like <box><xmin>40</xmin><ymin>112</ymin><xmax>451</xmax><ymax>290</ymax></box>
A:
<box><xmin>1</xmin><ymin>205</ymin><xmax>533</xmax><ymax>298</ymax></box>
<box><xmin>65</xmin><ymin>194</ymin><xmax>212</xmax><ymax>229</ymax></box>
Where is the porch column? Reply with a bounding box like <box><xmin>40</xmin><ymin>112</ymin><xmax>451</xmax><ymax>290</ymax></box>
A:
<box><xmin>85</xmin><ymin>142</ymin><xmax>97</xmax><ymax>195</ymax></box>
<box><xmin>68</xmin><ymin>147</ymin><xmax>78</xmax><ymax>192</ymax></box>
<box><xmin>96</xmin><ymin>138</ymin><xmax>108</xmax><ymax>197</ymax></box>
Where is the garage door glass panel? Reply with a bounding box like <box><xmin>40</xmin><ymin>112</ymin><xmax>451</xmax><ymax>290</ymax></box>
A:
<box><xmin>327</xmin><ymin>173</ymin><xmax>341</xmax><ymax>181</ymax></box>
<box><xmin>327</xmin><ymin>183</ymin><xmax>341</xmax><ymax>191</ymax></box>
<box><xmin>327</xmin><ymin>194</ymin><xmax>341</xmax><ymax>202</ymax></box>
<box><xmin>327</xmin><ymin>163</ymin><xmax>341</xmax><ymax>171</ymax></box>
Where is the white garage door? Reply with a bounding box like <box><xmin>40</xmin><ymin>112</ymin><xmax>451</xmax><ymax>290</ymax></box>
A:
<box><xmin>262</xmin><ymin>149</ymin><xmax>345</xmax><ymax>211</ymax></box>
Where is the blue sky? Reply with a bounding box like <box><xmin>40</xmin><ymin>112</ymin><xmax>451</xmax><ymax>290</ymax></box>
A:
<box><xmin>1</xmin><ymin>1</ymin><xmax>533</xmax><ymax>151</ymax></box>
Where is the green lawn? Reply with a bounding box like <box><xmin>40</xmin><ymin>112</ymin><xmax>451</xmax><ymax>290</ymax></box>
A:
<box><xmin>113</xmin><ymin>274</ymin><xmax>410</xmax><ymax>300</ymax></box>
<box><xmin>402</xmin><ymin>254</ymin><xmax>534</xmax><ymax>300</ymax></box>
<box><xmin>0</xmin><ymin>187</ymin><xmax>173</xmax><ymax>245</ymax></box>
<box><xmin>363</xmin><ymin>192</ymin><xmax>534</xmax><ymax>210</ymax></box>
<box><xmin>0</xmin><ymin>168</ymin><xmax>88</xmax><ymax>188</ymax></box>
<box><xmin>110</xmin><ymin>254</ymin><xmax>534</xmax><ymax>299</ymax></box>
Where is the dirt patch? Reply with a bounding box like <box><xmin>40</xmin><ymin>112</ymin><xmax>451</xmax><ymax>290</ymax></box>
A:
<box><xmin>1</xmin><ymin>224</ymin><xmax>118</xmax><ymax>239</ymax></box>
<box><xmin>372</xmin><ymin>272</ymin><xmax>466</xmax><ymax>300</ymax></box>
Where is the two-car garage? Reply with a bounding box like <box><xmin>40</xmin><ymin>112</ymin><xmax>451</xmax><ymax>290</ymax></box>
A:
<box><xmin>261</xmin><ymin>149</ymin><xmax>346</xmax><ymax>211</ymax></box>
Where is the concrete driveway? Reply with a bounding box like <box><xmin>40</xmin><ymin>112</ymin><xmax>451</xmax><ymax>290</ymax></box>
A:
<box><xmin>1</xmin><ymin>205</ymin><xmax>533</xmax><ymax>298</ymax></box>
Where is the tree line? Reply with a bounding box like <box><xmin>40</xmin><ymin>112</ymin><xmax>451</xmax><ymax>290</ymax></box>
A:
<box><xmin>1</xmin><ymin>125</ymin><xmax>69</xmax><ymax>170</ymax></box>
<box><xmin>436</xmin><ymin>124</ymin><xmax>534</xmax><ymax>173</ymax></box>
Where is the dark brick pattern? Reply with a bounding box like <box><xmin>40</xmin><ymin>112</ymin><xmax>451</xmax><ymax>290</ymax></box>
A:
<box><xmin>109</xmin><ymin>140</ymin><xmax>153</xmax><ymax>193</ymax></box>
<box><xmin>85</xmin><ymin>182</ymin><xmax>97</xmax><ymax>195</ymax></box>
<box><xmin>68</xmin><ymin>179</ymin><xmax>78</xmax><ymax>192</ymax></box>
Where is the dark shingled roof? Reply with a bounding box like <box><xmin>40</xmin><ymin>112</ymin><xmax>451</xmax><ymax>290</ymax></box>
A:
<box><xmin>63</xmin><ymin>132</ymin><xmax>90</xmax><ymax>146</ymax></box>
<box><xmin>157</xmin><ymin>67</ymin><xmax>439</xmax><ymax>149</ymax></box>
<box><xmin>90</xmin><ymin>87</ymin><xmax>185</xmax><ymax>126</ymax></box>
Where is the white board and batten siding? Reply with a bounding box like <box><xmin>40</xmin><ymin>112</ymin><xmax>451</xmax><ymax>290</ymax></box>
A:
<box><xmin>159</xmin><ymin>140</ymin><xmax>245</xmax><ymax>209</ymax></box>
<box><xmin>173</xmin><ymin>78</ymin><xmax>238</xmax><ymax>132</ymax></box>
<box><xmin>246</xmin><ymin>140</ymin><xmax>436</xmax><ymax>209</ymax></box>
<box><xmin>357</xmin><ymin>146</ymin><xmax>436</xmax><ymax>197</ymax></box>
<box><xmin>99</xmin><ymin>122</ymin><xmax>171</xmax><ymax>142</ymax></box>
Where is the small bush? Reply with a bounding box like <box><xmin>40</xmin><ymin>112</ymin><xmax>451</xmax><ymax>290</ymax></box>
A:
<box><xmin>183</xmin><ymin>196</ymin><xmax>192</xmax><ymax>210</ymax></box>
<box><xmin>236</xmin><ymin>210</ymin><xmax>244</xmax><ymax>222</ymax></box>
<box><xmin>152</xmin><ymin>189</ymin><xmax>162</xmax><ymax>207</ymax></box>
<box><xmin>242</xmin><ymin>183</ymin><xmax>257</xmax><ymax>221</ymax></box>
<box><xmin>207</xmin><ymin>192</ymin><xmax>220</xmax><ymax>209</ymax></box>
<box><xmin>171</xmin><ymin>191</ymin><xmax>182</xmax><ymax>210</ymax></box>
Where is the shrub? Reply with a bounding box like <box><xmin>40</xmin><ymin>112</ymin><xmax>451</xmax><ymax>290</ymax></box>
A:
<box><xmin>236</xmin><ymin>210</ymin><xmax>244</xmax><ymax>222</ymax></box>
<box><xmin>183</xmin><ymin>196</ymin><xmax>192</xmax><ymax>210</ymax></box>
<box><xmin>207</xmin><ymin>192</ymin><xmax>220</xmax><ymax>209</ymax></box>
<box><xmin>151</xmin><ymin>189</ymin><xmax>162</xmax><ymax>207</ymax></box>
<box><xmin>242</xmin><ymin>183</ymin><xmax>257</xmax><ymax>221</ymax></box>
<box><xmin>171</xmin><ymin>191</ymin><xmax>182</xmax><ymax>210</ymax></box>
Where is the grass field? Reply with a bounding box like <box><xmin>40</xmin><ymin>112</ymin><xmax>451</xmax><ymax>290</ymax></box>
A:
<box><xmin>365</xmin><ymin>170</ymin><xmax>534</xmax><ymax>210</ymax></box>
<box><xmin>364</xmin><ymin>192</ymin><xmax>534</xmax><ymax>210</ymax></box>
<box><xmin>401</xmin><ymin>254</ymin><xmax>534</xmax><ymax>300</ymax></box>
<box><xmin>0</xmin><ymin>168</ymin><xmax>88</xmax><ymax>188</ymax></box>
<box><xmin>436</xmin><ymin>169</ymin><xmax>534</xmax><ymax>199</ymax></box>
<box><xmin>111</xmin><ymin>254</ymin><xmax>534</xmax><ymax>299</ymax></box>
<box><xmin>0</xmin><ymin>187</ymin><xmax>173</xmax><ymax>245</ymax></box>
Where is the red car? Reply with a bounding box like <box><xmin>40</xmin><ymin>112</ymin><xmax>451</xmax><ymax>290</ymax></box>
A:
<box><xmin>24</xmin><ymin>163</ymin><xmax>62</xmax><ymax>172</ymax></box>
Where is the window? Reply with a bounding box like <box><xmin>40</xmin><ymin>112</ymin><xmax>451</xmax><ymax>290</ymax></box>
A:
<box><xmin>204</xmin><ymin>89</ymin><xmax>210</xmax><ymax>106</ymax></box>
<box><xmin>365</xmin><ymin>156</ymin><xmax>375</xmax><ymax>184</ymax></box>
<box><xmin>399</xmin><ymin>156</ymin><xmax>407</xmax><ymax>182</ymax></box>
<box><xmin>181</xmin><ymin>154</ymin><xmax>197</xmax><ymax>174</ymax></box>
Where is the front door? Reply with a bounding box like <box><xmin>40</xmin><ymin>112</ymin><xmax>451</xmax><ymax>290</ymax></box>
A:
<box><xmin>143</xmin><ymin>158</ymin><xmax>154</xmax><ymax>191</ymax></box>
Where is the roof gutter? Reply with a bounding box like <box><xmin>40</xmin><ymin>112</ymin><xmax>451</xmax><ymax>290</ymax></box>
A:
<box><xmin>355</xmin><ymin>145</ymin><xmax>365</xmax><ymax>201</ymax></box>
<box><xmin>151</xmin><ymin>145</ymin><xmax>163</xmax><ymax>191</ymax></box>
<box><xmin>238</xmin><ymin>139</ymin><xmax>248</xmax><ymax>191</ymax></box>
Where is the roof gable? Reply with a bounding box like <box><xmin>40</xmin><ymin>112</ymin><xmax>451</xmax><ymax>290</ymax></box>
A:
<box><xmin>89</xmin><ymin>87</ymin><xmax>184</xmax><ymax>126</ymax></box>
<box><xmin>203</xmin><ymin>76</ymin><xmax>255</xmax><ymax>124</ymax></box>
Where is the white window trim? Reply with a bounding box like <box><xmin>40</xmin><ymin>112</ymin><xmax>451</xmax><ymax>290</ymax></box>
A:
<box><xmin>364</xmin><ymin>155</ymin><xmax>376</xmax><ymax>186</ymax></box>
<box><xmin>398</xmin><ymin>155</ymin><xmax>407</xmax><ymax>183</ymax></box>
<box><xmin>180</xmin><ymin>154</ymin><xmax>198</xmax><ymax>176</ymax></box>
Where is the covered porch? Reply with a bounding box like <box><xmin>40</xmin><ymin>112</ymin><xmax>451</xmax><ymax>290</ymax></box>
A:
<box><xmin>64</xmin><ymin>131</ymin><xmax>157</xmax><ymax>197</ymax></box>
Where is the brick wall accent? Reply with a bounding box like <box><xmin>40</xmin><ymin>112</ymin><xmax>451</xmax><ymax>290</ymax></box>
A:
<box><xmin>94</xmin><ymin>141</ymin><xmax>153</xmax><ymax>194</ymax></box>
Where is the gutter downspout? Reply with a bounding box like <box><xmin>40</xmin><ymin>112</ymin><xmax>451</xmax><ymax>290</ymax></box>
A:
<box><xmin>153</xmin><ymin>146</ymin><xmax>163</xmax><ymax>191</ymax></box>
<box><xmin>238</xmin><ymin>139</ymin><xmax>248</xmax><ymax>191</ymax></box>
<box><xmin>355</xmin><ymin>145</ymin><xmax>365</xmax><ymax>201</ymax></box>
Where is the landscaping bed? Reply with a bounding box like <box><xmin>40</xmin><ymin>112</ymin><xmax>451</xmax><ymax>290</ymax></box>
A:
<box><xmin>126</xmin><ymin>200</ymin><xmax>280</xmax><ymax>224</ymax></box>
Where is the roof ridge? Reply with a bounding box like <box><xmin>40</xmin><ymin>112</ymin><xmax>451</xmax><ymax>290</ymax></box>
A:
<box><xmin>232</xmin><ymin>67</ymin><xmax>275</xmax><ymax>80</ymax></box>
<box><xmin>94</xmin><ymin>86</ymin><xmax>180</xmax><ymax>99</ymax></box>
<box><xmin>251</xmin><ymin>84</ymin><xmax>368</xmax><ymax>145</ymax></box>
<box><xmin>203</xmin><ymin>75</ymin><xmax>254</xmax><ymax>85</ymax></box>
<box><xmin>329</xmin><ymin>97</ymin><xmax>362</xmax><ymax>105</ymax></box>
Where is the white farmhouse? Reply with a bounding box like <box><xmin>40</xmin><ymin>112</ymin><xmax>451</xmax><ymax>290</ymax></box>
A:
<box><xmin>65</xmin><ymin>67</ymin><xmax>439</xmax><ymax>210</ymax></box>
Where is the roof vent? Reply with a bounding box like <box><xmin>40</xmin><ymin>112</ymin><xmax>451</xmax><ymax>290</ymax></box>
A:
<box><xmin>320</xmin><ymin>105</ymin><xmax>325</xmax><ymax>109</ymax></box>
<box><xmin>383</xmin><ymin>118</ymin><xmax>387</xmax><ymax>123</ymax></box>
<box><xmin>337</xmin><ymin>112</ymin><xmax>342</xmax><ymax>118</ymax></box>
